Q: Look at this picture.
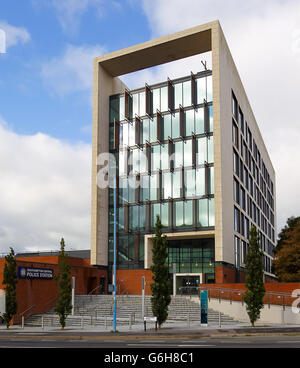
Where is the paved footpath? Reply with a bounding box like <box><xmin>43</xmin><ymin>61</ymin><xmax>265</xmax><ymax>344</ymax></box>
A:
<box><xmin>1</xmin><ymin>320</ymin><xmax>300</xmax><ymax>339</ymax></box>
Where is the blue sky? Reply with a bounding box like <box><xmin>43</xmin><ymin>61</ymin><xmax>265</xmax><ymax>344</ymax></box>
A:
<box><xmin>0</xmin><ymin>0</ymin><xmax>300</xmax><ymax>253</ymax></box>
<box><xmin>0</xmin><ymin>0</ymin><xmax>149</xmax><ymax>142</ymax></box>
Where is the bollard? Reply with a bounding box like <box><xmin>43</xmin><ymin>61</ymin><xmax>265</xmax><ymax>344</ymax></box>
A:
<box><xmin>144</xmin><ymin>320</ymin><xmax>146</xmax><ymax>331</ymax></box>
<box><xmin>187</xmin><ymin>313</ymin><xmax>190</xmax><ymax>328</ymax></box>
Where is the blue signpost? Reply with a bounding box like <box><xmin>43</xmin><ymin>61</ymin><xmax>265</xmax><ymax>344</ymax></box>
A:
<box><xmin>200</xmin><ymin>290</ymin><xmax>208</xmax><ymax>325</ymax></box>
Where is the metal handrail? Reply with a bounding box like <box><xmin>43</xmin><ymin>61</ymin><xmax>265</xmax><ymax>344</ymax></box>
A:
<box><xmin>88</xmin><ymin>285</ymin><xmax>102</xmax><ymax>296</ymax></box>
<box><xmin>41</xmin><ymin>296</ymin><xmax>58</xmax><ymax>314</ymax></box>
<box><xmin>18</xmin><ymin>304</ymin><xmax>36</xmax><ymax>317</ymax></box>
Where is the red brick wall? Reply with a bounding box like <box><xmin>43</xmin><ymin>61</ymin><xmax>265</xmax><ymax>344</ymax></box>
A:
<box><xmin>117</xmin><ymin>269</ymin><xmax>153</xmax><ymax>295</ymax></box>
<box><xmin>0</xmin><ymin>256</ymin><xmax>107</xmax><ymax>324</ymax></box>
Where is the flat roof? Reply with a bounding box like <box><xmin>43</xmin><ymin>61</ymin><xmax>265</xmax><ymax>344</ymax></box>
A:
<box><xmin>95</xmin><ymin>21</ymin><xmax>218</xmax><ymax>77</ymax></box>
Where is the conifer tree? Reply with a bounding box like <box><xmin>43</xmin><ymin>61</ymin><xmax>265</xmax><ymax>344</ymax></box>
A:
<box><xmin>150</xmin><ymin>215</ymin><xmax>171</xmax><ymax>328</ymax></box>
<box><xmin>54</xmin><ymin>238</ymin><xmax>72</xmax><ymax>329</ymax></box>
<box><xmin>2</xmin><ymin>247</ymin><xmax>18</xmax><ymax>329</ymax></box>
<box><xmin>244</xmin><ymin>226</ymin><xmax>265</xmax><ymax>327</ymax></box>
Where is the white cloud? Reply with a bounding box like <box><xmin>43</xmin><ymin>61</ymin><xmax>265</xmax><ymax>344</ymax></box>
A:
<box><xmin>0</xmin><ymin>119</ymin><xmax>91</xmax><ymax>254</ymax></box>
<box><xmin>0</xmin><ymin>20</ymin><xmax>30</xmax><ymax>48</ymax></box>
<box><xmin>54</xmin><ymin>0</ymin><xmax>103</xmax><ymax>31</ymax></box>
<box><xmin>40</xmin><ymin>44</ymin><xmax>106</xmax><ymax>97</ymax></box>
<box><xmin>130</xmin><ymin>0</ymin><xmax>300</xmax><ymax>234</ymax></box>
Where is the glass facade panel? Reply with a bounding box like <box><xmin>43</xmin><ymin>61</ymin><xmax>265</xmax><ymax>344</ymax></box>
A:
<box><xmin>128</xmin><ymin>176</ymin><xmax>136</xmax><ymax>203</ymax></box>
<box><xmin>139</xmin><ymin>91</ymin><xmax>146</xmax><ymax>117</ymax></box>
<box><xmin>152</xmin><ymin>88</ymin><xmax>160</xmax><ymax>113</ymax></box>
<box><xmin>108</xmin><ymin>73</ymin><xmax>214</xmax><ymax>273</ymax></box>
<box><xmin>151</xmin><ymin>203</ymin><xmax>160</xmax><ymax>228</ymax></box>
<box><xmin>172</xmin><ymin>112</ymin><xmax>180</xmax><ymax>139</ymax></box>
<box><xmin>208</xmin><ymin>105</ymin><xmax>213</xmax><ymax>132</ymax></box>
<box><xmin>184</xmin><ymin>200</ymin><xmax>193</xmax><ymax>226</ymax></box>
<box><xmin>149</xmin><ymin>117</ymin><xmax>157</xmax><ymax>142</ymax></box>
<box><xmin>182</xmin><ymin>80</ymin><xmax>191</xmax><ymax>107</ymax></box>
<box><xmin>195</xmin><ymin>107</ymin><xmax>204</xmax><ymax>134</ymax></box>
<box><xmin>198</xmin><ymin>198</ymin><xmax>208</xmax><ymax>227</ymax></box>
<box><xmin>196</xmin><ymin>77</ymin><xmax>206</xmax><ymax>104</ymax></box>
<box><xmin>185</xmin><ymin>169</ymin><xmax>196</xmax><ymax>198</ymax></box>
<box><xmin>174</xmin><ymin>83</ymin><xmax>182</xmax><ymax>109</ymax></box>
<box><xmin>208</xmin><ymin>198</ymin><xmax>215</xmax><ymax>226</ymax></box>
<box><xmin>184</xmin><ymin>139</ymin><xmax>192</xmax><ymax>167</ymax></box>
<box><xmin>119</xmin><ymin>95</ymin><xmax>125</xmax><ymax>121</ymax></box>
<box><xmin>185</xmin><ymin>109</ymin><xmax>194</xmax><ymax>136</ymax></box>
<box><xmin>207</xmin><ymin>136</ymin><xmax>214</xmax><ymax>163</ymax></box>
<box><xmin>161</xmin><ymin>144</ymin><xmax>169</xmax><ymax>170</ymax></box>
<box><xmin>174</xmin><ymin>141</ymin><xmax>183</xmax><ymax>168</ymax></box>
<box><xmin>140</xmin><ymin>175</ymin><xmax>149</xmax><ymax>201</ymax></box>
<box><xmin>196</xmin><ymin>168</ymin><xmax>205</xmax><ymax>196</ymax></box>
<box><xmin>160</xmin><ymin>86</ymin><xmax>168</xmax><ymax>112</ymax></box>
<box><xmin>128</xmin><ymin>121</ymin><xmax>135</xmax><ymax>146</ymax></box>
<box><xmin>109</xmin><ymin>95</ymin><xmax>119</xmax><ymax>123</ymax></box>
<box><xmin>175</xmin><ymin>201</ymin><xmax>184</xmax><ymax>227</ymax></box>
<box><xmin>132</xmin><ymin>93</ymin><xmax>139</xmax><ymax>117</ymax></box>
<box><xmin>140</xmin><ymin>149</ymin><xmax>147</xmax><ymax>173</ymax></box>
<box><xmin>163</xmin><ymin>171</ymin><xmax>172</xmax><ymax>199</ymax></box>
<box><xmin>142</xmin><ymin>118</ymin><xmax>149</xmax><ymax>144</ymax></box>
<box><xmin>151</xmin><ymin>145</ymin><xmax>160</xmax><ymax>171</ymax></box>
<box><xmin>173</xmin><ymin>171</ymin><xmax>181</xmax><ymax>198</ymax></box>
<box><xmin>150</xmin><ymin>174</ymin><xmax>158</xmax><ymax>200</ymax></box>
<box><xmin>119</xmin><ymin>177</ymin><xmax>128</xmax><ymax>204</ymax></box>
<box><xmin>197</xmin><ymin>137</ymin><xmax>207</xmax><ymax>164</ymax></box>
<box><xmin>207</xmin><ymin>75</ymin><xmax>213</xmax><ymax>102</ymax></box>
<box><xmin>163</xmin><ymin>114</ymin><xmax>171</xmax><ymax>140</ymax></box>
<box><xmin>161</xmin><ymin>203</ymin><xmax>169</xmax><ymax>228</ymax></box>
<box><xmin>209</xmin><ymin>167</ymin><xmax>214</xmax><ymax>195</ymax></box>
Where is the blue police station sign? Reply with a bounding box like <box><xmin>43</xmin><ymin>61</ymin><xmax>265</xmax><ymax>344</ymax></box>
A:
<box><xmin>200</xmin><ymin>290</ymin><xmax>208</xmax><ymax>324</ymax></box>
<box><xmin>18</xmin><ymin>267</ymin><xmax>54</xmax><ymax>280</ymax></box>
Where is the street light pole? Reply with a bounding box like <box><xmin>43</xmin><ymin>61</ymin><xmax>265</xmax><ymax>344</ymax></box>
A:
<box><xmin>113</xmin><ymin>175</ymin><xmax>117</xmax><ymax>332</ymax></box>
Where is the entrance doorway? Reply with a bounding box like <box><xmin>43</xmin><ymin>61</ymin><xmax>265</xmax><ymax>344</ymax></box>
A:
<box><xmin>173</xmin><ymin>275</ymin><xmax>201</xmax><ymax>295</ymax></box>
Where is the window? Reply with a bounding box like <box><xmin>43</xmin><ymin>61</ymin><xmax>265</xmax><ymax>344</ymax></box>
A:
<box><xmin>233</xmin><ymin>150</ymin><xmax>239</xmax><ymax>176</ymax></box>
<box><xmin>232</xmin><ymin>92</ymin><xmax>238</xmax><ymax>121</ymax></box>
<box><xmin>196</xmin><ymin>77</ymin><xmax>206</xmax><ymax>104</ymax></box>
<box><xmin>185</xmin><ymin>109</ymin><xmax>194</xmax><ymax>136</ymax></box>
<box><xmin>182</xmin><ymin>80</ymin><xmax>191</xmax><ymax>107</ymax></box>
<box><xmin>234</xmin><ymin>236</ymin><xmax>240</xmax><ymax>268</ymax></box>
<box><xmin>196</xmin><ymin>168</ymin><xmax>205</xmax><ymax>196</ymax></box>
<box><xmin>195</xmin><ymin>107</ymin><xmax>204</xmax><ymax>134</ymax></box>
<box><xmin>185</xmin><ymin>169</ymin><xmax>196</xmax><ymax>198</ymax></box>
<box><xmin>232</xmin><ymin>120</ymin><xmax>239</xmax><ymax>149</ymax></box>
<box><xmin>234</xmin><ymin>178</ymin><xmax>240</xmax><ymax>204</ymax></box>
<box><xmin>172</xmin><ymin>112</ymin><xmax>180</xmax><ymax>139</ymax></box>
<box><xmin>174</xmin><ymin>83</ymin><xmax>182</xmax><ymax>109</ymax></box>
<box><xmin>198</xmin><ymin>198</ymin><xmax>208</xmax><ymax>227</ymax></box>
<box><xmin>163</xmin><ymin>114</ymin><xmax>171</xmax><ymax>140</ymax></box>
<box><xmin>184</xmin><ymin>140</ymin><xmax>193</xmax><ymax>167</ymax></box>
<box><xmin>234</xmin><ymin>206</ymin><xmax>240</xmax><ymax>233</ymax></box>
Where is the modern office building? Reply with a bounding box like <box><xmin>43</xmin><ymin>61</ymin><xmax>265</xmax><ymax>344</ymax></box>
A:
<box><xmin>91</xmin><ymin>20</ymin><xmax>276</xmax><ymax>292</ymax></box>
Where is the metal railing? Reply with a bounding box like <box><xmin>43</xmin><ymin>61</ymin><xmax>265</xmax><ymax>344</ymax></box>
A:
<box><xmin>178</xmin><ymin>286</ymin><xmax>297</xmax><ymax>309</ymax></box>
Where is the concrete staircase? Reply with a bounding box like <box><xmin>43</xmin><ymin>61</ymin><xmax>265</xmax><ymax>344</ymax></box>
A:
<box><xmin>24</xmin><ymin>295</ymin><xmax>238</xmax><ymax>327</ymax></box>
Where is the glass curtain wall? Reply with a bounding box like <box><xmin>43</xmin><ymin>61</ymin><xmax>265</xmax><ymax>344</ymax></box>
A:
<box><xmin>108</xmin><ymin>71</ymin><xmax>214</xmax><ymax>270</ymax></box>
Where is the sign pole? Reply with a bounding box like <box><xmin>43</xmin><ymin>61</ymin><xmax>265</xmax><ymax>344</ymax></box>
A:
<box><xmin>71</xmin><ymin>277</ymin><xmax>75</xmax><ymax>316</ymax></box>
<box><xmin>142</xmin><ymin>276</ymin><xmax>145</xmax><ymax>321</ymax></box>
<box><xmin>173</xmin><ymin>263</ymin><xmax>176</xmax><ymax>297</ymax></box>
